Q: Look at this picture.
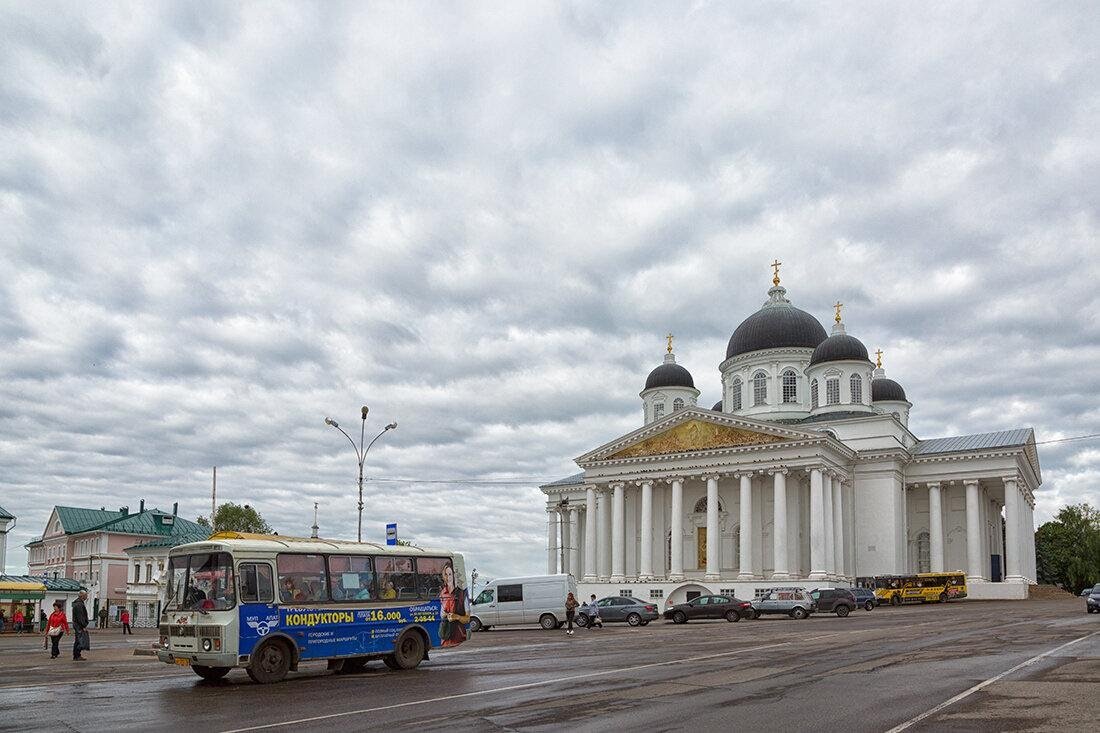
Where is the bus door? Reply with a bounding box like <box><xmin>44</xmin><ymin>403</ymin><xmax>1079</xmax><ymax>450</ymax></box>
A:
<box><xmin>237</xmin><ymin>561</ymin><xmax>277</xmax><ymax>658</ymax></box>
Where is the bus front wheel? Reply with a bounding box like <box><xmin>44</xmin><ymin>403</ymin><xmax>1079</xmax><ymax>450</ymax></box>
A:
<box><xmin>192</xmin><ymin>665</ymin><xmax>230</xmax><ymax>681</ymax></box>
<box><xmin>247</xmin><ymin>640</ymin><xmax>292</xmax><ymax>684</ymax></box>
<box><xmin>385</xmin><ymin>631</ymin><xmax>426</xmax><ymax>670</ymax></box>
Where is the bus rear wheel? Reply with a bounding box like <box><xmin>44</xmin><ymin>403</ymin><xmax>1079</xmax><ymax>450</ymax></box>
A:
<box><xmin>192</xmin><ymin>665</ymin><xmax>230</xmax><ymax>681</ymax></box>
<box><xmin>385</xmin><ymin>631</ymin><xmax>426</xmax><ymax>670</ymax></box>
<box><xmin>890</xmin><ymin>595</ymin><xmax>902</xmax><ymax>607</ymax></box>
<box><xmin>247</xmin><ymin>640</ymin><xmax>292</xmax><ymax>684</ymax></box>
<box><xmin>939</xmin><ymin>592</ymin><xmax>948</xmax><ymax>603</ymax></box>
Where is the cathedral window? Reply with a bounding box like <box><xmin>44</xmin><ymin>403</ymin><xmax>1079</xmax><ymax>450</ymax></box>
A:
<box><xmin>653</xmin><ymin>402</ymin><xmax>665</xmax><ymax>420</ymax></box>
<box><xmin>826</xmin><ymin>377</ymin><xmax>840</xmax><ymax>405</ymax></box>
<box><xmin>850</xmin><ymin>373</ymin><xmax>862</xmax><ymax>404</ymax></box>
<box><xmin>673</xmin><ymin>398</ymin><xmax>685</xmax><ymax>412</ymax></box>
<box><xmin>811</xmin><ymin>379</ymin><xmax>819</xmax><ymax>408</ymax></box>
<box><xmin>752</xmin><ymin>371</ymin><xmax>768</xmax><ymax>406</ymax></box>
<box><xmin>692</xmin><ymin>496</ymin><xmax>722</xmax><ymax>513</ymax></box>
<box><xmin>782</xmin><ymin>369</ymin><xmax>797</xmax><ymax>403</ymax></box>
<box><xmin>730</xmin><ymin>378</ymin><xmax>743</xmax><ymax>410</ymax></box>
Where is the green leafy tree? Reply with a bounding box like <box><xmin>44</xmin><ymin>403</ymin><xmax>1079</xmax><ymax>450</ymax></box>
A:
<box><xmin>196</xmin><ymin>502</ymin><xmax>274</xmax><ymax>534</ymax></box>
<box><xmin>1035</xmin><ymin>503</ymin><xmax>1100</xmax><ymax>594</ymax></box>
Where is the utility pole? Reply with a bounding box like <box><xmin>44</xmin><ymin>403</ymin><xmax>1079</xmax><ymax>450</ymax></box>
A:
<box><xmin>211</xmin><ymin>466</ymin><xmax>217</xmax><ymax>533</ymax></box>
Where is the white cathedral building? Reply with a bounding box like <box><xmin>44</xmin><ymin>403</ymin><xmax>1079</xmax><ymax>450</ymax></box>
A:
<box><xmin>541</xmin><ymin>270</ymin><xmax>1039</xmax><ymax>603</ymax></box>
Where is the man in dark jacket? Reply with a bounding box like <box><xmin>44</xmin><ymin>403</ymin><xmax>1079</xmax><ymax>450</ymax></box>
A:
<box><xmin>72</xmin><ymin>591</ymin><xmax>90</xmax><ymax>661</ymax></box>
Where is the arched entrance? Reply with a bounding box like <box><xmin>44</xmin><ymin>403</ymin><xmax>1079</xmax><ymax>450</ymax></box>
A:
<box><xmin>666</xmin><ymin>582</ymin><xmax>712</xmax><ymax>606</ymax></box>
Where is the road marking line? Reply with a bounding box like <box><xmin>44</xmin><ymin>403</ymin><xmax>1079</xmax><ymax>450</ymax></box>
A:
<box><xmin>884</xmin><ymin>629</ymin><xmax>1100</xmax><ymax>733</ymax></box>
<box><xmin>219</xmin><ymin>635</ymin><xmax>844</xmax><ymax>732</ymax></box>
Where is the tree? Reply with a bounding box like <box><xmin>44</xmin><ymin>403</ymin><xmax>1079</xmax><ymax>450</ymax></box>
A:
<box><xmin>1035</xmin><ymin>503</ymin><xmax>1100</xmax><ymax>594</ymax></box>
<box><xmin>196</xmin><ymin>502</ymin><xmax>274</xmax><ymax>534</ymax></box>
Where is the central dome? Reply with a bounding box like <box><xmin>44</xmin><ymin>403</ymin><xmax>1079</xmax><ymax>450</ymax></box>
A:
<box><xmin>726</xmin><ymin>286</ymin><xmax>827</xmax><ymax>359</ymax></box>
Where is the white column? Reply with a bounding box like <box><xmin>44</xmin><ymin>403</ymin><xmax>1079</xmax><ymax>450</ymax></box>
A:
<box><xmin>809</xmin><ymin>468</ymin><xmax>826</xmax><ymax>580</ymax></box>
<box><xmin>1025</xmin><ymin>499</ymin><xmax>1036</xmax><ymax>582</ymax></box>
<box><xmin>964</xmin><ymin>480</ymin><xmax>983</xmax><ymax>583</ymax></box>
<box><xmin>597</xmin><ymin>488</ymin><xmax>610</xmax><ymax>581</ymax></box>
<box><xmin>611</xmin><ymin>482</ymin><xmax>625</xmax><ymax>582</ymax></box>
<box><xmin>1003</xmin><ymin>478</ymin><xmax>1023</xmax><ymax>582</ymax></box>
<box><xmin>568</xmin><ymin>506</ymin><xmax>582</xmax><ymax>578</ymax></box>
<box><xmin>669</xmin><ymin>477</ymin><xmax>684</xmax><ymax>580</ymax></box>
<box><xmin>546</xmin><ymin>508</ymin><xmax>558</xmax><ymax>574</ymax></box>
<box><xmin>832</xmin><ymin>476</ymin><xmax>845</xmax><ymax>579</ymax></box>
<box><xmin>823</xmin><ymin>473</ymin><xmax>835</xmax><ymax>577</ymax></box>
<box><xmin>737</xmin><ymin>473</ymin><xmax>753</xmax><ymax>580</ymax></box>
<box><xmin>584</xmin><ymin>486</ymin><xmax>597</xmax><ymax>581</ymax></box>
<box><xmin>771</xmin><ymin>469</ymin><xmax>789</xmax><ymax>580</ymax></box>
<box><xmin>705</xmin><ymin>475</ymin><xmax>720</xmax><ymax>580</ymax></box>
<box><xmin>639</xmin><ymin>480</ymin><xmax>654</xmax><ymax>580</ymax></box>
<box><xmin>560</xmin><ymin>506</ymin><xmax>571</xmax><ymax>575</ymax></box>
<box><xmin>928</xmin><ymin>482</ymin><xmax>944</xmax><ymax>573</ymax></box>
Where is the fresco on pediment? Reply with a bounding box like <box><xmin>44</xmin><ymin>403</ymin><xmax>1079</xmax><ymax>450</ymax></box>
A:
<box><xmin>606</xmin><ymin>419</ymin><xmax>786</xmax><ymax>459</ymax></box>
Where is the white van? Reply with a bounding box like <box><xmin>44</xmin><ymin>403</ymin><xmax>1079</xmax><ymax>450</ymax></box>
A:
<box><xmin>469</xmin><ymin>574</ymin><xmax>578</xmax><ymax>631</ymax></box>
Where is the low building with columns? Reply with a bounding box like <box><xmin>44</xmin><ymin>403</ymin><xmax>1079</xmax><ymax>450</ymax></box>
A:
<box><xmin>541</xmin><ymin>272</ymin><xmax>1039</xmax><ymax>604</ymax></box>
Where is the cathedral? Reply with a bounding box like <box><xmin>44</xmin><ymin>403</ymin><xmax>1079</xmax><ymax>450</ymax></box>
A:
<box><xmin>541</xmin><ymin>266</ymin><xmax>1039</xmax><ymax>603</ymax></box>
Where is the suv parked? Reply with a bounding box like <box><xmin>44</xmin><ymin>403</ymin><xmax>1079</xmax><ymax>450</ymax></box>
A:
<box><xmin>664</xmin><ymin>595</ymin><xmax>753</xmax><ymax>624</ymax></box>
<box><xmin>750</xmin><ymin>589</ymin><xmax>816</xmax><ymax>620</ymax></box>
<box><xmin>851</xmin><ymin>587</ymin><xmax>877</xmax><ymax>611</ymax></box>
<box><xmin>809</xmin><ymin>588</ymin><xmax>858</xmax><ymax>617</ymax></box>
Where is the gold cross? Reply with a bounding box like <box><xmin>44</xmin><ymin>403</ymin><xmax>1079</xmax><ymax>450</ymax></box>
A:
<box><xmin>666</xmin><ymin>333</ymin><xmax>674</xmax><ymax>354</ymax></box>
<box><xmin>770</xmin><ymin>259</ymin><xmax>782</xmax><ymax>286</ymax></box>
<box><xmin>833</xmin><ymin>301</ymin><xmax>843</xmax><ymax>323</ymax></box>
<box><xmin>875</xmin><ymin>349</ymin><xmax>883</xmax><ymax>368</ymax></box>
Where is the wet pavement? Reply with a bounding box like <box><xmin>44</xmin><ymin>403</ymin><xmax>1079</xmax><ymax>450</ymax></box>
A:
<box><xmin>1</xmin><ymin>599</ymin><xmax>1097</xmax><ymax>732</ymax></box>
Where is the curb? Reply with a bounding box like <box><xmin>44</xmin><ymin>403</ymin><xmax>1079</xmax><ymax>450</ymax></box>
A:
<box><xmin>133</xmin><ymin>648</ymin><xmax>158</xmax><ymax>657</ymax></box>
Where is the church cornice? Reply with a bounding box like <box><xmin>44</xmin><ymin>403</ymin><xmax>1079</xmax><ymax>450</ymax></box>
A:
<box><xmin>719</xmin><ymin>347</ymin><xmax>814</xmax><ymax>374</ymax></box>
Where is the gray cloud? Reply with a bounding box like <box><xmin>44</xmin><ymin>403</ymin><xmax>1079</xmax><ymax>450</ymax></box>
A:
<box><xmin>2</xmin><ymin>3</ymin><xmax>1099</xmax><ymax>577</ymax></box>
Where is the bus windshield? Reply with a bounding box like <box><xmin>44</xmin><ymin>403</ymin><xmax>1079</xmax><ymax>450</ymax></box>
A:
<box><xmin>166</xmin><ymin>552</ymin><xmax>235</xmax><ymax>611</ymax></box>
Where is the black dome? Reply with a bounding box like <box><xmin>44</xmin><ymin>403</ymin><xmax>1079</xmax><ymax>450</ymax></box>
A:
<box><xmin>711</xmin><ymin>400</ymin><xmax>723</xmax><ymax>411</ymax></box>
<box><xmin>809</xmin><ymin>333</ymin><xmax>870</xmax><ymax>366</ymax></box>
<box><xmin>727</xmin><ymin>305</ymin><xmax>827</xmax><ymax>359</ymax></box>
<box><xmin>872</xmin><ymin>378</ymin><xmax>907</xmax><ymax>402</ymax></box>
<box><xmin>644</xmin><ymin>362</ymin><xmax>694</xmax><ymax>390</ymax></box>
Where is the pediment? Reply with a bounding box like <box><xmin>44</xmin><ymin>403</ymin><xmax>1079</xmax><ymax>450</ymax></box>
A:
<box><xmin>579</xmin><ymin>409</ymin><xmax>825</xmax><ymax>464</ymax></box>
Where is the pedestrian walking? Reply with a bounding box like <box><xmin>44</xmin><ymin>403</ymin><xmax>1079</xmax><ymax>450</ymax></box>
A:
<box><xmin>0</xmin><ymin>610</ymin><xmax>6</xmax><ymax>633</ymax></box>
<box><xmin>588</xmin><ymin>594</ymin><xmax>603</xmax><ymax>628</ymax></box>
<box><xmin>120</xmin><ymin>608</ymin><xmax>132</xmax><ymax>635</ymax></box>
<box><xmin>98</xmin><ymin>606</ymin><xmax>108</xmax><ymax>629</ymax></box>
<box><xmin>72</xmin><ymin>591</ymin><xmax>90</xmax><ymax>661</ymax></box>
<box><xmin>564</xmin><ymin>592</ymin><xmax>579</xmax><ymax>635</ymax></box>
<box><xmin>45</xmin><ymin>600</ymin><xmax>69</xmax><ymax>659</ymax></box>
<box><xmin>13</xmin><ymin>609</ymin><xmax>25</xmax><ymax>634</ymax></box>
<box><xmin>39</xmin><ymin>609</ymin><xmax>48</xmax><ymax>633</ymax></box>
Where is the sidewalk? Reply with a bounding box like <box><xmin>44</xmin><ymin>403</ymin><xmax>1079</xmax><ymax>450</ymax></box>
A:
<box><xmin>0</xmin><ymin>626</ymin><xmax>162</xmax><ymax>669</ymax></box>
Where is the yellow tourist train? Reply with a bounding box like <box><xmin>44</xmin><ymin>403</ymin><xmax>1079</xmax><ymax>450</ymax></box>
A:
<box><xmin>857</xmin><ymin>573</ymin><xmax>968</xmax><ymax>606</ymax></box>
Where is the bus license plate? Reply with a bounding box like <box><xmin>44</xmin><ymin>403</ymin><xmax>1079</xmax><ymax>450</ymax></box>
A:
<box><xmin>174</xmin><ymin>658</ymin><xmax>191</xmax><ymax>667</ymax></box>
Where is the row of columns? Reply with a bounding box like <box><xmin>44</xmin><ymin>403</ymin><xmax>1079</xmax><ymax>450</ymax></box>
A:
<box><xmin>922</xmin><ymin>476</ymin><xmax>1034</xmax><ymax>583</ymax></box>
<box><xmin>547</xmin><ymin>466</ymin><xmax>850</xmax><ymax>583</ymax></box>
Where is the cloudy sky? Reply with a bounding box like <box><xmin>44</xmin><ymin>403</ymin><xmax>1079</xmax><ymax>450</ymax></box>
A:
<box><xmin>2</xmin><ymin>3</ymin><xmax>1098</xmax><ymax>577</ymax></box>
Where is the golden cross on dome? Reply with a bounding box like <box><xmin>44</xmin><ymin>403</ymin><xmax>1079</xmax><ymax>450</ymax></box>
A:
<box><xmin>875</xmin><ymin>349</ymin><xmax>884</xmax><ymax>368</ymax></box>
<box><xmin>666</xmin><ymin>333</ymin><xmax>674</xmax><ymax>354</ymax></box>
<box><xmin>833</xmin><ymin>301</ymin><xmax>843</xmax><ymax>323</ymax></box>
<box><xmin>770</xmin><ymin>259</ymin><xmax>782</xmax><ymax>286</ymax></box>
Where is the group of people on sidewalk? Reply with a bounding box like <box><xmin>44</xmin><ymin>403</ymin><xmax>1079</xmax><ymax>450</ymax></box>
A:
<box><xmin>563</xmin><ymin>593</ymin><xmax>605</xmax><ymax>635</ymax></box>
<box><xmin>39</xmin><ymin>593</ymin><xmax>136</xmax><ymax>660</ymax></box>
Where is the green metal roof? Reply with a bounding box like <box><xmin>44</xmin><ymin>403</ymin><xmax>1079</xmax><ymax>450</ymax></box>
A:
<box><xmin>55</xmin><ymin>506</ymin><xmax>125</xmax><ymax>534</ymax></box>
<box><xmin>125</xmin><ymin>532</ymin><xmax>210</xmax><ymax>552</ymax></box>
<box><xmin>0</xmin><ymin>505</ymin><xmax>14</xmax><ymax>520</ymax></box>
<box><xmin>44</xmin><ymin>506</ymin><xmax>207</xmax><ymax>539</ymax></box>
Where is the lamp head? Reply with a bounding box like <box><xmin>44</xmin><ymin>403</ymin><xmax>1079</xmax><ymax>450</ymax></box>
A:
<box><xmin>386</xmin><ymin>422</ymin><xmax>398</xmax><ymax>430</ymax></box>
<box><xmin>324</xmin><ymin>417</ymin><xmax>337</xmax><ymax>427</ymax></box>
<box><xmin>361</xmin><ymin>406</ymin><xmax>369</xmax><ymax>419</ymax></box>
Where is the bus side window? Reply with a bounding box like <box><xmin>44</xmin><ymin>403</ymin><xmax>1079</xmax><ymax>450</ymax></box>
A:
<box><xmin>415</xmin><ymin>557</ymin><xmax>449</xmax><ymax>598</ymax></box>
<box><xmin>328</xmin><ymin>555</ymin><xmax>375</xmax><ymax>601</ymax></box>
<box><xmin>240</xmin><ymin>563</ymin><xmax>274</xmax><ymax>604</ymax></box>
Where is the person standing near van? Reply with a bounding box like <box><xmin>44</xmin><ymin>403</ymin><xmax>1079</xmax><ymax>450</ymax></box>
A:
<box><xmin>588</xmin><ymin>594</ymin><xmax>603</xmax><ymax>628</ymax></box>
<box><xmin>564</xmin><ymin>592</ymin><xmax>579</xmax><ymax>635</ymax></box>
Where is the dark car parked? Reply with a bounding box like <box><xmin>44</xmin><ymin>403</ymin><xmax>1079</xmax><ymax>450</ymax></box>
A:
<box><xmin>809</xmin><ymin>588</ymin><xmax>857</xmax><ymax>617</ymax></box>
<box><xmin>850</xmin><ymin>587</ymin><xmax>877</xmax><ymax>611</ymax></box>
<box><xmin>663</xmin><ymin>594</ymin><xmax>753</xmax><ymax>624</ymax></box>
<box><xmin>577</xmin><ymin>597</ymin><xmax>659</xmax><ymax>627</ymax></box>
<box><xmin>1086</xmin><ymin>585</ymin><xmax>1100</xmax><ymax>614</ymax></box>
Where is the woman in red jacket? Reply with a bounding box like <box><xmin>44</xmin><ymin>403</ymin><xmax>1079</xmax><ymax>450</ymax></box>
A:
<box><xmin>44</xmin><ymin>600</ymin><xmax>69</xmax><ymax>659</ymax></box>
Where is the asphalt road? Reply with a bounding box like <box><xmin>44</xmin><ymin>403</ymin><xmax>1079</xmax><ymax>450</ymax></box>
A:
<box><xmin>1</xmin><ymin>598</ymin><xmax>1097</xmax><ymax>732</ymax></box>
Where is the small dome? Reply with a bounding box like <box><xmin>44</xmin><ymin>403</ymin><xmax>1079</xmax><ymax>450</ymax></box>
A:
<box><xmin>727</xmin><ymin>286</ymin><xmax>827</xmax><ymax>359</ymax></box>
<box><xmin>644</xmin><ymin>362</ymin><xmax>694</xmax><ymax>390</ymax></box>
<box><xmin>872</xmin><ymin>378</ymin><xmax>907</xmax><ymax>402</ymax></box>
<box><xmin>810</xmin><ymin>333</ymin><xmax>870</xmax><ymax>366</ymax></box>
<box><xmin>711</xmin><ymin>400</ymin><xmax>723</xmax><ymax>411</ymax></box>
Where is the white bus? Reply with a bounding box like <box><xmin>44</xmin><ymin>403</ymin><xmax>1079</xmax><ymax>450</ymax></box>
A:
<box><xmin>158</xmin><ymin>532</ymin><xmax>470</xmax><ymax>683</ymax></box>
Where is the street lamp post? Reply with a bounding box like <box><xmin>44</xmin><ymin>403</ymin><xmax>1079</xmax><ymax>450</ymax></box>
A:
<box><xmin>324</xmin><ymin>406</ymin><xmax>397</xmax><ymax>542</ymax></box>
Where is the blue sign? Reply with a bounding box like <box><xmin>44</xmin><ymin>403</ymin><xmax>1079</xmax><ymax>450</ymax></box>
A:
<box><xmin>386</xmin><ymin>523</ymin><xmax>397</xmax><ymax>546</ymax></box>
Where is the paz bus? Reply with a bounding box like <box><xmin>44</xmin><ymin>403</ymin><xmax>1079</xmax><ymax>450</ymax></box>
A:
<box><xmin>858</xmin><ymin>572</ymin><xmax>967</xmax><ymax>606</ymax></box>
<box><xmin>157</xmin><ymin>532</ymin><xmax>470</xmax><ymax>683</ymax></box>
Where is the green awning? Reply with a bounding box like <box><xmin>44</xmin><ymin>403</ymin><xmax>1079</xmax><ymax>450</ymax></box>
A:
<box><xmin>0</xmin><ymin>580</ymin><xmax>47</xmax><ymax>601</ymax></box>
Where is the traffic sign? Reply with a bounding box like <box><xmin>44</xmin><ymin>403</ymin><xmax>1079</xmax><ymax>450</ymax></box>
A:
<box><xmin>386</xmin><ymin>522</ymin><xmax>397</xmax><ymax>546</ymax></box>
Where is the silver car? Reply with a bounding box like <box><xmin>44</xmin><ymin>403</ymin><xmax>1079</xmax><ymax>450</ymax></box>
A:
<box><xmin>750</xmin><ymin>589</ymin><xmax>817</xmax><ymax>620</ymax></box>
